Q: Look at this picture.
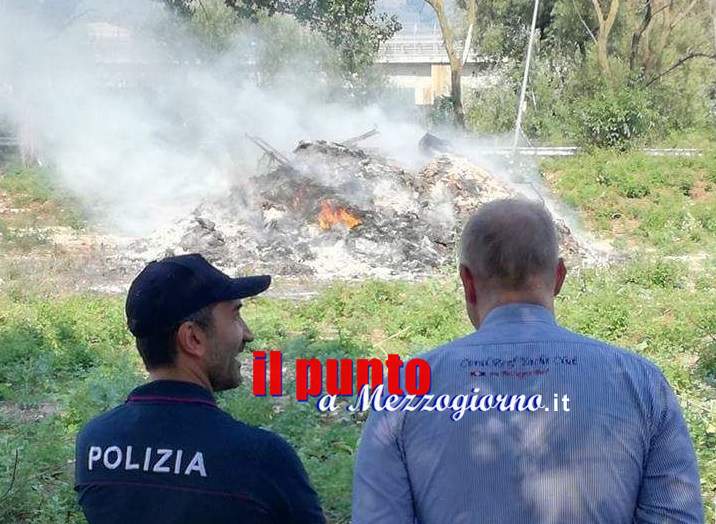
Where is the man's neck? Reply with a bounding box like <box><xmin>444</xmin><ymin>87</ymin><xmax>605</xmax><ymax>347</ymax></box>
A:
<box><xmin>149</xmin><ymin>366</ymin><xmax>213</xmax><ymax>393</ymax></box>
<box><xmin>477</xmin><ymin>294</ymin><xmax>554</xmax><ymax>327</ymax></box>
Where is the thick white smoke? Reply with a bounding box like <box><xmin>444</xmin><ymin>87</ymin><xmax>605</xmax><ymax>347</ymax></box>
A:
<box><xmin>0</xmin><ymin>0</ymin><xmax>591</xmax><ymax>253</ymax></box>
<box><xmin>0</xmin><ymin>1</ymin><xmax>429</xmax><ymax>234</ymax></box>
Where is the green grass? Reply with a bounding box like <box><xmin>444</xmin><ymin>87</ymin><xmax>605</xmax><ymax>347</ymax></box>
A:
<box><xmin>0</xmin><ymin>162</ymin><xmax>86</xmax><ymax>241</ymax></box>
<box><xmin>542</xmin><ymin>149</ymin><xmax>716</xmax><ymax>253</ymax></box>
<box><xmin>0</xmin><ymin>261</ymin><xmax>714</xmax><ymax>523</ymax></box>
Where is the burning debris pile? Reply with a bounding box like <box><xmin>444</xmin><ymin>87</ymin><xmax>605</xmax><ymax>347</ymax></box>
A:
<box><xmin>133</xmin><ymin>137</ymin><xmax>598</xmax><ymax>280</ymax></box>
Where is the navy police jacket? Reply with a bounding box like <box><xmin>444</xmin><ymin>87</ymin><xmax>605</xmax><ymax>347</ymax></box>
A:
<box><xmin>75</xmin><ymin>380</ymin><xmax>326</xmax><ymax>524</ymax></box>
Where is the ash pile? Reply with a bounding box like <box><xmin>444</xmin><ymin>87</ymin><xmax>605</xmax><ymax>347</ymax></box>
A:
<box><xmin>134</xmin><ymin>135</ymin><xmax>598</xmax><ymax>280</ymax></box>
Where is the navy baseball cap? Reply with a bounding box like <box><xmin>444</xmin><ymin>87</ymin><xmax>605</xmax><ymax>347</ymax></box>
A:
<box><xmin>126</xmin><ymin>254</ymin><xmax>271</xmax><ymax>338</ymax></box>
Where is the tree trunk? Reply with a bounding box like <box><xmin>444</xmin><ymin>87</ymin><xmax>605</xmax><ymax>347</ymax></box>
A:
<box><xmin>597</xmin><ymin>34</ymin><xmax>611</xmax><ymax>75</ymax></box>
<box><xmin>629</xmin><ymin>0</ymin><xmax>652</xmax><ymax>73</ymax></box>
<box><xmin>712</xmin><ymin>0</ymin><xmax>716</xmax><ymax>52</ymax></box>
<box><xmin>450</xmin><ymin>61</ymin><xmax>465</xmax><ymax>127</ymax></box>
<box><xmin>591</xmin><ymin>0</ymin><xmax>621</xmax><ymax>77</ymax></box>
<box><xmin>425</xmin><ymin>0</ymin><xmax>476</xmax><ymax>129</ymax></box>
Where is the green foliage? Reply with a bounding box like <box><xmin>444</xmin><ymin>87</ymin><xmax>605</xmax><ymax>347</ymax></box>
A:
<box><xmin>239</xmin><ymin>14</ymin><xmax>343</xmax><ymax>89</ymax></box>
<box><xmin>0</xmin><ymin>295</ymin><xmax>135</xmax><ymax>524</ymax></box>
<box><xmin>0</xmin><ymin>261</ymin><xmax>714</xmax><ymax>522</ymax></box>
<box><xmin>430</xmin><ymin>95</ymin><xmax>462</xmax><ymax>128</ymax></box>
<box><xmin>575</xmin><ymin>86</ymin><xmax>657</xmax><ymax>149</ymax></box>
<box><xmin>0</xmin><ymin>164</ymin><xmax>55</xmax><ymax>204</ymax></box>
<box><xmin>466</xmin><ymin>82</ymin><xmax>517</xmax><ymax>134</ymax></box>
<box><xmin>187</xmin><ymin>0</ymin><xmax>239</xmax><ymax>51</ymax></box>
<box><xmin>0</xmin><ymin>418</ymin><xmax>84</xmax><ymax>524</ymax></box>
<box><xmin>542</xmin><ymin>149</ymin><xmax>716</xmax><ymax>252</ymax></box>
<box><xmin>465</xmin><ymin>30</ymin><xmax>714</xmax><ymax>146</ymax></box>
<box><xmin>0</xmin><ymin>295</ymin><xmax>132</xmax><ymax>401</ymax></box>
<box><xmin>0</xmin><ymin>163</ymin><xmax>86</xmax><ymax>230</ymax></box>
<box><xmin>220</xmin><ymin>0</ymin><xmax>400</xmax><ymax>77</ymax></box>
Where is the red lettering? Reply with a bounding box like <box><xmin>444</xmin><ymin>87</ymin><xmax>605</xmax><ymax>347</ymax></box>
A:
<box><xmin>269</xmin><ymin>351</ymin><xmax>283</xmax><ymax>396</ymax></box>
<box><xmin>252</xmin><ymin>351</ymin><xmax>266</xmax><ymax>396</ymax></box>
<box><xmin>295</xmin><ymin>358</ymin><xmax>322</xmax><ymax>401</ymax></box>
<box><xmin>326</xmin><ymin>359</ymin><xmax>353</xmax><ymax>395</ymax></box>
<box><xmin>405</xmin><ymin>358</ymin><xmax>431</xmax><ymax>394</ymax></box>
<box><xmin>254</xmin><ymin>352</ymin><xmax>433</xmax><ymax>400</ymax></box>
<box><xmin>356</xmin><ymin>358</ymin><xmax>383</xmax><ymax>392</ymax></box>
<box><xmin>385</xmin><ymin>354</ymin><xmax>404</xmax><ymax>395</ymax></box>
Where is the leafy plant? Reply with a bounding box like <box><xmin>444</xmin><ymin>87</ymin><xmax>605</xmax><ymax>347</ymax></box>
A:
<box><xmin>575</xmin><ymin>87</ymin><xmax>656</xmax><ymax>149</ymax></box>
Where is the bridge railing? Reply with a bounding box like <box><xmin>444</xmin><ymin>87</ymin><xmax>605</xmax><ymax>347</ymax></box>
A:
<box><xmin>377</xmin><ymin>35</ymin><xmax>482</xmax><ymax>64</ymax></box>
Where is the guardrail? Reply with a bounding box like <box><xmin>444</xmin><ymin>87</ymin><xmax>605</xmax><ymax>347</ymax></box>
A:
<box><xmin>478</xmin><ymin>147</ymin><xmax>703</xmax><ymax>157</ymax></box>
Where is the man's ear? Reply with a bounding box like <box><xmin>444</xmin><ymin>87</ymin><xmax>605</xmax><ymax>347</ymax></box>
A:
<box><xmin>554</xmin><ymin>258</ymin><xmax>567</xmax><ymax>296</ymax></box>
<box><xmin>175</xmin><ymin>322</ymin><xmax>208</xmax><ymax>360</ymax></box>
<box><xmin>460</xmin><ymin>264</ymin><xmax>477</xmax><ymax>305</ymax></box>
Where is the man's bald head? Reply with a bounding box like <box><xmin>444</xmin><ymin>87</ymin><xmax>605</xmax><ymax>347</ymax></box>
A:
<box><xmin>459</xmin><ymin>198</ymin><xmax>559</xmax><ymax>291</ymax></box>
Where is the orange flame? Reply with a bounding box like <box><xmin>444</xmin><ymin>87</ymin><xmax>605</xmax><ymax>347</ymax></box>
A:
<box><xmin>318</xmin><ymin>201</ymin><xmax>362</xmax><ymax>230</ymax></box>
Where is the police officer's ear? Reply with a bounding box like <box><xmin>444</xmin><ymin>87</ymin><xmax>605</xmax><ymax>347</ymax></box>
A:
<box><xmin>175</xmin><ymin>321</ymin><xmax>211</xmax><ymax>359</ymax></box>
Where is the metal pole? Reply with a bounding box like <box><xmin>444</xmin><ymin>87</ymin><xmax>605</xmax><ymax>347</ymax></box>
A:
<box><xmin>512</xmin><ymin>0</ymin><xmax>541</xmax><ymax>153</ymax></box>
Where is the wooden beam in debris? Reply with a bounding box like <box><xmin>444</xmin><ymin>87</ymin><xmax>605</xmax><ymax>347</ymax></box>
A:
<box><xmin>340</xmin><ymin>127</ymin><xmax>379</xmax><ymax>146</ymax></box>
<box><xmin>245</xmin><ymin>134</ymin><xmax>293</xmax><ymax>167</ymax></box>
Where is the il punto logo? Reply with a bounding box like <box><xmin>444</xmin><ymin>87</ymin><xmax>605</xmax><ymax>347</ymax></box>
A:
<box><xmin>251</xmin><ymin>351</ymin><xmax>432</xmax><ymax>399</ymax></box>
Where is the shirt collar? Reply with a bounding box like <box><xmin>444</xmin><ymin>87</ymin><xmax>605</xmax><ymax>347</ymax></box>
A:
<box><xmin>479</xmin><ymin>303</ymin><xmax>556</xmax><ymax>330</ymax></box>
<box><xmin>126</xmin><ymin>380</ymin><xmax>217</xmax><ymax>408</ymax></box>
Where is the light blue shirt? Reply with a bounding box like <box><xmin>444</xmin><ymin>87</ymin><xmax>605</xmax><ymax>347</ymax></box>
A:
<box><xmin>352</xmin><ymin>303</ymin><xmax>703</xmax><ymax>524</ymax></box>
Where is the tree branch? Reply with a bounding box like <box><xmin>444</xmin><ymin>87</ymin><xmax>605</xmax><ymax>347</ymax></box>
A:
<box><xmin>669</xmin><ymin>0</ymin><xmax>700</xmax><ymax>31</ymax></box>
<box><xmin>630</xmin><ymin>0</ymin><xmax>652</xmax><ymax>70</ymax></box>
<box><xmin>425</xmin><ymin>0</ymin><xmax>459</xmax><ymax>64</ymax></box>
<box><xmin>604</xmin><ymin>0</ymin><xmax>621</xmax><ymax>34</ymax></box>
<box><xmin>573</xmin><ymin>0</ymin><xmax>598</xmax><ymax>44</ymax></box>
<box><xmin>645</xmin><ymin>51</ymin><xmax>716</xmax><ymax>86</ymax></box>
<box><xmin>591</xmin><ymin>0</ymin><xmax>606</xmax><ymax>24</ymax></box>
<box><xmin>461</xmin><ymin>0</ymin><xmax>478</xmax><ymax>65</ymax></box>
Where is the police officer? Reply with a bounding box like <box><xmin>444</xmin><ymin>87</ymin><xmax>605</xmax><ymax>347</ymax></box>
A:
<box><xmin>75</xmin><ymin>254</ymin><xmax>326</xmax><ymax>524</ymax></box>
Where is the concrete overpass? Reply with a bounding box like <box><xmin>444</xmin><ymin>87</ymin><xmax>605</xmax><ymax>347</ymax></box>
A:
<box><xmin>376</xmin><ymin>34</ymin><xmax>496</xmax><ymax>105</ymax></box>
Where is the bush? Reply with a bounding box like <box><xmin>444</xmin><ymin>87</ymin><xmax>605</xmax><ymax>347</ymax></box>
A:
<box><xmin>431</xmin><ymin>95</ymin><xmax>461</xmax><ymax>128</ymax></box>
<box><xmin>575</xmin><ymin>87</ymin><xmax>656</xmax><ymax>149</ymax></box>
<box><xmin>464</xmin><ymin>46</ymin><xmax>714</xmax><ymax>147</ymax></box>
<box><xmin>465</xmin><ymin>83</ymin><xmax>517</xmax><ymax>134</ymax></box>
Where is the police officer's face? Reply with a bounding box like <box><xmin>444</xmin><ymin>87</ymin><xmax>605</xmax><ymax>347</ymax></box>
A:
<box><xmin>204</xmin><ymin>300</ymin><xmax>254</xmax><ymax>391</ymax></box>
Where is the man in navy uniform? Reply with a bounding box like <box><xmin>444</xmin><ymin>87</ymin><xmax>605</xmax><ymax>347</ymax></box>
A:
<box><xmin>75</xmin><ymin>254</ymin><xmax>326</xmax><ymax>524</ymax></box>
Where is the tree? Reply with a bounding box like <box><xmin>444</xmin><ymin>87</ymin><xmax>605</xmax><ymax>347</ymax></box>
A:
<box><xmin>174</xmin><ymin>0</ymin><xmax>400</xmax><ymax>76</ymax></box>
<box><xmin>424</xmin><ymin>0</ymin><xmax>477</xmax><ymax>128</ymax></box>
<box><xmin>589</xmin><ymin>0</ymin><xmax>620</xmax><ymax>75</ymax></box>
<box><xmin>712</xmin><ymin>0</ymin><xmax>716</xmax><ymax>52</ymax></box>
<box><xmin>628</xmin><ymin>0</ymin><xmax>715</xmax><ymax>83</ymax></box>
<box><xmin>474</xmin><ymin>0</ymin><xmax>556</xmax><ymax>59</ymax></box>
<box><xmin>282</xmin><ymin>0</ymin><xmax>401</xmax><ymax>75</ymax></box>
<box><xmin>553</xmin><ymin>0</ymin><xmax>715</xmax><ymax>83</ymax></box>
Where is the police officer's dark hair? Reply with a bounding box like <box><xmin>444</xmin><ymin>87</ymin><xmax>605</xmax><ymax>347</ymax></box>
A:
<box><xmin>135</xmin><ymin>304</ymin><xmax>215</xmax><ymax>370</ymax></box>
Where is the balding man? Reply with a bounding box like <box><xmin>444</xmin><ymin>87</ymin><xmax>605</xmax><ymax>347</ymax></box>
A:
<box><xmin>352</xmin><ymin>199</ymin><xmax>703</xmax><ymax>524</ymax></box>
